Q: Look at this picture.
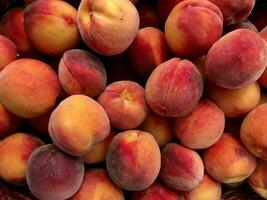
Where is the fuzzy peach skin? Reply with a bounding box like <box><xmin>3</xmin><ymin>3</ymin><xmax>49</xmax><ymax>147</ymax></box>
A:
<box><xmin>206</xmin><ymin>82</ymin><xmax>261</xmax><ymax>118</ymax></box>
<box><xmin>82</xmin><ymin>130</ymin><xmax>115</xmax><ymax>164</ymax></box>
<box><xmin>259</xmin><ymin>26</ymin><xmax>267</xmax><ymax>88</ymax></box>
<box><xmin>98</xmin><ymin>81</ymin><xmax>149</xmax><ymax>130</ymax></box>
<box><xmin>58</xmin><ymin>49</ymin><xmax>106</xmax><ymax>97</ymax></box>
<box><xmin>248</xmin><ymin>159</ymin><xmax>267</xmax><ymax>199</ymax></box>
<box><xmin>139</xmin><ymin>110</ymin><xmax>174</xmax><ymax>147</ymax></box>
<box><xmin>77</xmin><ymin>0</ymin><xmax>139</xmax><ymax>56</ymax></box>
<box><xmin>145</xmin><ymin>58</ymin><xmax>203</xmax><ymax>117</ymax></box>
<box><xmin>137</xmin><ymin>3</ymin><xmax>160</xmax><ymax>29</ymax></box>
<box><xmin>184</xmin><ymin>174</ymin><xmax>222</xmax><ymax>200</ymax></box>
<box><xmin>160</xmin><ymin>143</ymin><xmax>204</xmax><ymax>191</ymax></box>
<box><xmin>49</xmin><ymin>94</ymin><xmax>110</xmax><ymax>156</ymax></box>
<box><xmin>24</xmin><ymin>0</ymin><xmax>80</xmax><ymax>55</ymax></box>
<box><xmin>240</xmin><ymin>103</ymin><xmax>267</xmax><ymax>160</ymax></box>
<box><xmin>165</xmin><ymin>0</ymin><xmax>223</xmax><ymax>58</ymax></box>
<box><xmin>128</xmin><ymin>27</ymin><xmax>169</xmax><ymax>77</ymax></box>
<box><xmin>26</xmin><ymin>144</ymin><xmax>84</xmax><ymax>200</ymax></box>
<box><xmin>131</xmin><ymin>181</ymin><xmax>184</xmax><ymax>200</ymax></box>
<box><xmin>203</xmin><ymin>133</ymin><xmax>257</xmax><ymax>184</ymax></box>
<box><xmin>0</xmin><ymin>35</ymin><xmax>18</xmax><ymax>71</ymax></box>
<box><xmin>173</xmin><ymin>98</ymin><xmax>225</xmax><ymax>149</ymax></box>
<box><xmin>0</xmin><ymin>133</ymin><xmax>44</xmax><ymax>186</ymax></box>
<box><xmin>106</xmin><ymin>130</ymin><xmax>161</xmax><ymax>191</ymax></box>
<box><xmin>208</xmin><ymin>0</ymin><xmax>255</xmax><ymax>26</ymax></box>
<box><xmin>204</xmin><ymin>29</ymin><xmax>267</xmax><ymax>89</ymax></box>
<box><xmin>69</xmin><ymin>169</ymin><xmax>124</xmax><ymax>200</ymax></box>
<box><xmin>29</xmin><ymin>109</ymin><xmax>52</xmax><ymax>136</ymax></box>
<box><xmin>0</xmin><ymin>8</ymin><xmax>35</xmax><ymax>57</ymax></box>
<box><xmin>0</xmin><ymin>58</ymin><xmax>60</xmax><ymax>118</ymax></box>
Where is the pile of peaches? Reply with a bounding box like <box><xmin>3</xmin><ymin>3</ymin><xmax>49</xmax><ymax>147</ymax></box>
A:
<box><xmin>0</xmin><ymin>0</ymin><xmax>267</xmax><ymax>199</ymax></box>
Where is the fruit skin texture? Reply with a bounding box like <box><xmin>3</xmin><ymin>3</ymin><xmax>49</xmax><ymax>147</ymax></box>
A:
<box><xmin>145</xmin><ymin>58</ymin><xmax>203</xmax><ymax>117</ymax></box>
<box><xmin>49</xmin><ymin>94</ymin><xmax>110</xmax><ymax>156</ymax></box>
<box><xmin>26</xmin><ymin>144</ymin><xmax>84</xmax><ymax>200</ymax></box>
<box><xmin>106</xmin><ymin>130</ymin><xmax>161</xmax><ymax>191</ymax></box>
<box><xmin>164</xmin><ymin>0</ymin><xmax>223</xmax><ymax>58</ymax></box>
<box><xmin>259</xmin><ymin>26</ymin><xmax>267</xmax><ymax>88</ymax></box>
<box><xmin>204</xmin><ymin>29</ymin><xmax>267</xmax><ymax>89</ymax></box>
<box><xmin>77</xmin><ymin>0</ymin><xmax>140</xmax><ymax>56</ymax></box>
<box><xmin>159</xmin><ymin>143</ymin><xmax>204</xmax><ymax>191</ymax></box>
<box><xmin>0</xmin><ymin>58</ymin><xmax>60</xmax><ymax>118</ymax></box>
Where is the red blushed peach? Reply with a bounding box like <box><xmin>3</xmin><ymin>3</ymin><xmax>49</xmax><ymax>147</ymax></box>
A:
<box><xmin>69</xmin><ymin>169</ymin><xmax>124</xmax><ymax>200</ymax></box>
<box><xmin>106</xmin><ymin>130</ymin><xmax>161</xmax><ymax>191</ymax></box>
<box><xmin>165</xmin><ymin>0</ymin><xmax>223</xmax><ymax>58</ymax></box>
<box><xmin>138</xmin><ymin>111</ymin><xmax>174</xmax><ymax>147</ymax></box>
<box><xmin>0</xmin><ymin>35</ymin><xmax>18</xmax><ymax>71</ymax></box>
<box><xmin>49</xmin><ymin>94</ymin><xmax>110</xmax><ymax>156</ymax></box>
<box><xmin>160</xmin><ymin>143</ymin><xmax>204</xmax><ymax>191</ymax></box>
<box><xmin>203</xmin><ymin>133</ymin><xmax>257</xmax><ymax>184</ymax></box>
<box><xmin>0</xmin><ymin>133</ymin><xmax>44</xmax><ymax>186</ymax></box>
<box><xmin>58</xmin><ymin>49</ymin><xmax>106</xmax><ymax>97</ymax></box>
<box><xmin>248</xmin><ymin>159</ymin><xmax>267</xmax><ymax>199</ymax></box>
<box><xmin>206</xmin><ymin>82</ymin><xmax>261</xmax><ymax>118</ymax></box>
<box><xmin>208</xmin><ymin>0</ymin><xmax>255</xmax><ymax>26</ymax></box>
<box><xmin>24</xmin><ymin>0</ymin><xmax>80</xmax><ymax>55</ymax></box>
<box><xmin>26</xmin><ymin>144</ymin><xmax>84</xmax><ymax>200</ymax></box>
<box><xmin>98</xmin><ymin>81</ymin><xmax>149</xmax><ymax>130</ymax></box>
<box><xmin>0</xmin><ymin>8</ymin><xmax>35</xmax><ymax>57</ymax></box>
<box><xmin>240</xmin><ymin>103</ymin><xmax>267</xmax><ymax>160</ymax></box>
<box><xmin>0</xmin><ymin>58</ymin><xmax>60</xmax><ymax>118</ymax></box>
<box><xmin>137</xmin><ymin>3</ymin><xmax>160</xmax><ymax>29</ymax></box>
<box><xmin>145</xmin><ymin>58</ymin><xmax>203</xmax><ymax>117</ymax></box>
<box><xmin>204</xmin><ymin>29</ymin><xmax>267</xmax><ymax>89</ymax></box>
<box><xmin>77</xmin><ymin>0</ymin><xmax>139</xmax><ymax>56</ymax></box>
<box><xmin>131</xmin><ymin>181</ymin><xmax>184</xmax><ymax>200</ymax></box>
<box><xmin>82</xmin><ymin>130</ymin><xmax>115</xmax><ymax>164</ymax></box>
<box><xmin>29</xmin><ymin>109</ymin><xmax>52</xmax><ymax>136</ymax></box>
<box><xmin>173</xmin><ymin>98</ymin><xmax>225</xmax><ymax>149</ymax></box>
<box><xmin>259</xmin><ymin>26</ymin><xmax>267</xmax><ymax>88</ymax></box>
<box><xmin>127</xmin><ymin>27</ymin><xmax>169</xmax><ymax>77</ymax></box>
<box><xmin>184</xmin><ymin>174</ymin><xmax>222</xmax><ymax>200</ymax></box>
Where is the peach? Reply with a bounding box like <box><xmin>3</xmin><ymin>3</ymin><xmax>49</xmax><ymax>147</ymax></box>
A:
<box><xmin>127</xmin><ymin>27</ymin><xmax>169</xmax><ymax>77</ymax></box>
<box><xmin>131</xmin><ymin>181</ymin><xmax>184</xmax><ymax>200</ymax></box>
<box><xmin>26</xmin><ymin>144</ymin><xmax>84</xmax><ymax>200</ymax></box>
<box><xmin>173</xmin><ymin>98</ymin><xmax>225</xmax><ymax>149</ymax></box>
<box><xmin>145</xmin><ymin>58</ymin><xmax>203</xmax><ymax>117</ymax></box>
<box><xmin>240</xmin><ymin>103</ymin><xmax>267</xmax><ymax>159</ymax></box>
<box><xmin>0</xmin><ymin>58</ymin><xmax>60</xmax><ymax>118</ymax></box>
<box><xmin>0</xmin><ymin>35</ymin><xmax>18</xmax><ymax>71</ymax></box>
<box><xmin>24</xmin><ymin>0</ymin><xmax>80</xmax><ymax>55</ymax></box>
<box><xmin>184</xmin><ymin>174</ymin><xmax>222</xmax><ymax>200</ymax></box>
<box><xmin>208</xmin><ymin>0</ymin><xmax>255</xmax><ymax>26</ymax></box>
<box><xmin>165</xmin><ymin>0</ymin><xmax>223</xmax><ymax>58</ymax></box>
<box><xmin>160</xmin><ymin>143</ymin><xmax>204</xmax><ymax>191</ymax></box>
<box><xmin>139</xmin><ymin>111</ymin><xmax>173</xmax><ymax>147</ymax></box>
<box><xmin>29</xmin><ymin>109</ymin><xmax>52</xmax><ymax>136</ymax></box>
<box><xmin>224</xmin><ymin>19</ymin><xmax>258</xmax><ymax>33</ymax></box>
<box><xmin>204</xmin><ymin>29</ymin><xmax>267</xmax><ymax>89</ymax></box>
<box><xmin>98</xmin><ymin>81</ymin><xmax>149</xmax><ymax>130</ymax></box>
<box><xmin>58</xmin><ymin>49</ymin><xmax>106</xmax><ymax>97</ymax></box>
<box><xmin>206</xmin><ymin>82</ymin><xmax>261</xmax><ymax>118</ymax></box>
<box><xmin>203</xmin><ymin>133</ymin><xmax>257</xmax><ymax>184</ymax></box>
<box><xmin>106</xmin><ymin>130</ymin><xmax>161</xmax><ymax>191</ymax></box>
<box><xmin>137</xmin><ymin>3</ymin><xmax>160</xmax><ymax>29</ymax></box>
<box><xmin>49</xmin><ymin>94</ymin><xmax>110</xmax><ymax>156</ymax></box>
<box><xmin>82</xmin><ymin>130</ymin><xmax>115</xmax><ymax>164</ymax></box>
<box><xmin>0</xmin><ymin>8</ymin><xmax>35</xmax><ymax>57</ymax></box>
<box><xmin>259</xmin><ymin>26</ymin><xmax>267</xmax><ymax>88</ymax></box>
<box><xmin>248</xmin><ymin>159</ymin><xmax>267</xmax><ymax>199</ymax></box>
<box><xmin>77</xmin><ymin>0</ymin><xmax>139</xmax><ymax>56</ymax></box>
<box><xmin>69</xmin><ymin>169</ymin><xmax>124</xmax><ymax>200</ymax></box>
<box><xmin>0</xmin><ymin>133</ymin><xmax>44</xmax><ymax>186</ymax></box>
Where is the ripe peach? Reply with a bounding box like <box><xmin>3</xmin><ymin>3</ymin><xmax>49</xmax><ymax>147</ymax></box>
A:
<box><xmin>58</xmin><ymin>49</ymin><xmax>106</xmax><ymax>97</ymax></box>
<box><xmin>203</xmin><ymin>133</ymin><xmax>257</xmax><ymax>184</ymax></box>
<box><xmin>106</xmin><ymin>130</ymin><xmax>161</xmax><ymax>191</ymax></box>
<box><xmin>204</xmin><ymin>29</ymin><xmax>267</xmax><ymax>89</ymax></box>
<box><xmin>145</xmin><ymin>58</ymin><xmax>203</xmax><ymax>117</ymax></box>
<box><xmin>77</xmin><ymin>0</ymin><xmax>139</xmax><ymax>56</ymax></box>
<box><xmin>160</xmin><ymin>143</ymin><xmax>204</xmax><ymax>191</ymax></box>
<box><xmin>258</xmin><ymin>26</ymin><xmax>267</xmax><ymax>88</ymax></box>
<box><xmin>0</xmin><ymin>35</ymin><xmax>18</xmax><ymax>71</ymax></box>
<box><xmin>49</xmin><ymin>94</ymin><xmax>110</xmax><ymax>156</ymax></box>
<box><xmin>0</xmin><ymin>133</ymin><xmax>43</xmax><ymax>186</ymax></box>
